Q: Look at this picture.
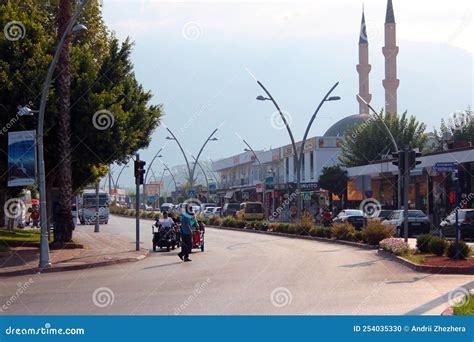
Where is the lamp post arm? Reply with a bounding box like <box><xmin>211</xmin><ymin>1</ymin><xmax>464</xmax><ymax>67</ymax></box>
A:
<box><xmin>243</xmin><ymin>139</ymin><xmax>264</xmax><ymax>182</ymax></box>
<box><xmin>166</xmin><ymin>127</ymin><xmax>192</xmax><ymax>183</ymax></box>
<box><xmin>144</xmin><ymin>147</ymin><xmax>163</xmax><ymax>185</ymax></box>
<box><xmin>164</xmin><ymin>163</ymin><xmax>178</xmax><ymax>191</ymax></box>
<box><xmin>190</xmin><ymin>128</ymin><xmax>218</xmax><ymax>183</ymax></box>
<box><xmin>257</xmin><ymin>80</ymin><xmax>299</xmax><ymax>162</ymax></box>
<box><xmin>299</xmin><ymin>82</ymin><xmax>339</xmax><ymax>162</ymax></box>
<box><xmin>115</xmin><ymin>162</ymin><xmax>129</xmax><ymax>191</ymax></box>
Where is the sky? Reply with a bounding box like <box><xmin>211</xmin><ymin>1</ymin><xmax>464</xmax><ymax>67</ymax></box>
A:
<box><xmin>100</xmin><ymin>0</ymin><xmax>473</xmax><ymax>189</ymax></box>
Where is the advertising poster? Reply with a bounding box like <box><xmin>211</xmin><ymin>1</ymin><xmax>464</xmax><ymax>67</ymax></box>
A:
<box><xmin>7</xmin><ymin>130</ymin><xmax>36</xmax><ymax>187</ymax></box>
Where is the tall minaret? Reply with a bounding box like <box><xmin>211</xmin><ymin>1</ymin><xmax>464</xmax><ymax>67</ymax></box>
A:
<box><xmin>382</xmin><ymin>0</ymin><xmax>399</xmax><ymax>116</ymax></box>
<box><xmin>356</xmin><ymin>6</ymin><xmax>372</xmax><ymax>115</ymax></box>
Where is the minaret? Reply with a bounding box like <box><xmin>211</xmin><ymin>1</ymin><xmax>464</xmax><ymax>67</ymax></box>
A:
<box><xmin>356</xmin><ymin>6</ymin><xmax>372</xmax><ymax>115</ymax></box>
<box><xmin>382</xmin><ymin>0</ymin><xmax>399</xmax><ymax>117</ymax></box>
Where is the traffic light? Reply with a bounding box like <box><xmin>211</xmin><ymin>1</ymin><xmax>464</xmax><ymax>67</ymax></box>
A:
<box><xmin>134</xmin><ymin>160</ymin><xmax>146</xmax><ymax>185</ymax></box>
<box><xmin>391</xmin><ymin>150</ymin><xmax>405</xmax><ymax>173</ymax></box>
<box><xmin>407</xmin><ymin>150</ymin><xmax>422</xmax><ymax>171</ymax></box>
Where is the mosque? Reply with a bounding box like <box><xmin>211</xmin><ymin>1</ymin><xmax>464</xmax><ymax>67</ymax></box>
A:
<box><xmin>324</xmin><ymin>0</ymin><xmax>399</xmax><ymax>137</ymax></box>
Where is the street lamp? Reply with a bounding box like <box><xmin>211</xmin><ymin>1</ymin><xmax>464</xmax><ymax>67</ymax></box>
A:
<box><xmin>144</xmin><ymin>148</ymin><xmax>163</xmax><ymax>185</ymax></box>
<box><xmin>255</xmin><ymin>80</ymin><xmax>340</xmax><ymax>219</ymax></box>
<box><xmin>166</xmin><ymin>127</ymin><xmax>218</xmax><ymax>193</ymax></box>
<box><xmin>24</xmin><ymin>0</ymin><xmax>90</xmax><ymax>269</ymax></box>
<box><xmin>191</xmin><ymin>156</ymin><xmax>210</xmax><ymax>201</ymax></box>
<box><xmin>242</xmin><ymin>139</ymin><xmax>266</xmax><ymax>217</ymax></box>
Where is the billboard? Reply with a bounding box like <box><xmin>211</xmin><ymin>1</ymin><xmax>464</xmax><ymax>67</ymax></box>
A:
<box><xmin>8</xmin><ymin>130</ymin><xmax>36</xmax><ymax>187</ymax></box>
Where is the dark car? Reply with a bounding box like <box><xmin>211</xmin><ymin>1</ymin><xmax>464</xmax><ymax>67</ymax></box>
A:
<box><xmin>370</xmin><ymin>209</ymin><xmax>393</xmax><ymax>222</ymax></box>
<box><xmin>222</xmin><ymin>202</ymin><xmax>241</xmax><ymax>217</ymax></box>
<box><xmin>382</xmin><ymin>210</ymin><xmax>430</xmax><ymax>237</ymax></box>
<box><xmin>440</xmin><ymin>209</ymin><xmax>474</xmax><ymax>241</ymax></box>
<box><xmin>333</xmin><ymin>209</ymin><xmax>366</xmax><ymax>229</ymax></box>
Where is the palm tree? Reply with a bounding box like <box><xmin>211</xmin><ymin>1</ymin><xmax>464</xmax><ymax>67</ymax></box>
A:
<box><xmin>54</xmin><ymin>0</ymin><xmax>74</xmax><ymax>243</ymax></box>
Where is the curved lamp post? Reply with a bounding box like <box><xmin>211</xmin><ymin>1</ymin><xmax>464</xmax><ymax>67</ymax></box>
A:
<box><xmin>114</xmin><ymin>163</ymin><xmax>130</xmax><ymax>192</ymax></box>
<box><xmin>161</xmin><ymin>162</ymin><xmax>178</xmax><ymax>202</ymax></box>
<box><xmin>256</xmin><ymin>80</ymin><xmax>340</xmax><ymax>218</ymax></box>
<box><xmin>144</xmin><ymin>148</ymin><xmax>163</xmax><ymax>185</ymax></box>
<box><xmin>35</xmin><ymin>0</ymin><xmax>89</xmax><ymax>269</ymax></box>
<box><xmin>191</xmin><ymin>156</ymin><xmax>210</xmax><ymax>200</ymax></box>
<box><xmin>243</xmin><ymin>139</ymin><xmax>267</xmax><ymax>218</ymax></box>
<box><xmin>166</xmin><ymin>127</ymin><xmax>218</xmax><ymax>192</ymax></box>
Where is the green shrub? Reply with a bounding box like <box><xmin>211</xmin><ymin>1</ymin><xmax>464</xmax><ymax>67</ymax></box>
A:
<box><xmin>416</xmin><ymin>234</ymin><xmax>434</xmax><ymax>253</ymax></box>
<box><xmin>331</xmin><ymin>223</ymin><xmax>356</xmax><ymax>240</ymax></box>
<box><xmin>428</xmin><ymin>237</ymin><xmax>447</xmax><ymax>256</ymax></box>
<box><xmin>235</xmin><ymin>220</ymin><xmax>247</xmax><ymax>228</ymax></box>
<box><xmin>222</xmin><ymin>217</ymin><xmax>236</xmax><ymax>227</ymax></box>
<box><xmin>447</xmin><ymin>241</ymin><xmax>471</xmax><ymax>260</ymax></box>
<box><xmin>267</xmin><ymin>223</ymin><xmax>279</xmax><ymax>231</ymax></box>
<box><xmin>287</xmin><ymin>225</ymin><xmax>297</xmax><ymax>234</ymax></box>
<box><xmin>294</xmin><ymin>216</ymin><xmax>314</xmax><ymax>235</ymax></box>
<box><xmin>309</xmin><ymin>227</ymin><xmax>318</xmax><ymax>236</ymax></box>
<box><xmin>255</xmin><ymin>221</ymin><xmax>268</xmax><ymax>231</ymax></box>
<box><xmin>312</xmin><ymin>227</ymin><xmax>331</xmax><ymax>238</ymax></box>
<box><xmin>274</xmin><ymin>223</ymin><xmax>289</xmax><ymax>233</ymax></box>
<box><xmin>354</xmin><ymin>230</ymin><xmax>364</xmax><ymax>242</ymax></box>
<box><xmin>362</xmin><ymin>221</ymin><xmax>394</xmax><ymax>245</ymax></box>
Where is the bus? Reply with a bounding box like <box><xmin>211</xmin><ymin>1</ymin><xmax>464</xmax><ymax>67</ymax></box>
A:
<box><xmin>79</xmin><ymin>190</ymin><xmax>110</xmax><ymax>225</ymax></box>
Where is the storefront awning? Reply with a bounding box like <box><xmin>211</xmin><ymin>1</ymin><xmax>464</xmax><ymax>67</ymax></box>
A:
<box><xmin>224</xmin><ymin>191</ymin><xmax>234</xmax><ymax>199</ymax></box>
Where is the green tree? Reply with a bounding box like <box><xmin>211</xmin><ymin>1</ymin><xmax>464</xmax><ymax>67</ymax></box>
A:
<box><xmin>318</xmin><ymin>165</ymin><xmax>348</xmax><ymax>209</ymax></box>
<box><xmin>0</xmin><ymin>1</ymin><xmax>163</xmax><ymax>240</ymax></box>
<box><xmin>339</xmin><ymin>111</ymin><xmax>427</xmax><ymax>167</ymax></box>
<box><xmin>432</xmin><ymin>107</ymin><xmax>473</xmax><ymax>151</ymax></box>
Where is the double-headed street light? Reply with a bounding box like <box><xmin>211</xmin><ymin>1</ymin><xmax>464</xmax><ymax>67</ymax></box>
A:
<box><xmin>255</xmin><ymin>80</ymin><xmax>341</xmax><ymax>219</ymax></box>
<box><xmin>166</xmin><ymin>127</ymin><xmax>218</xmax><ymax>194</ymax></box>
<box><xmin>18</xmin><ymin>0</ymin><xmax>89</xmax><ymax>269</ymax></box>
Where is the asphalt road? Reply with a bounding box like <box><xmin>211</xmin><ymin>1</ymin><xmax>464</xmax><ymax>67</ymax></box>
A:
<box><xmin>0</xmin><ymin>214</ymin><xmax>472</xmax><ymax>315</ymax></box>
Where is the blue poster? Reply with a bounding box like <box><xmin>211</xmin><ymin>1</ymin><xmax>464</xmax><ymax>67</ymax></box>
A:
<box><xmin>7</xmin><ymin>130</ymin><xmax>36</xmax><ymax>187</ymax></box>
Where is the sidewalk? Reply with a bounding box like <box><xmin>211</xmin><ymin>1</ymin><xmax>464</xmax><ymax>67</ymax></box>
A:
<box><xmin>0</xmin><ymin>227</ymin><xmax>149</xmax><ymax>277</ymax></box>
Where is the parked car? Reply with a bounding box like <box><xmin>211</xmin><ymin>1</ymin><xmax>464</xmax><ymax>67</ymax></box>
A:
<box><xmin>333</xmin><ymin>209</ymin><xmax>366</xmax><ymax>229</ymax></box>
<box><xmin>203</xmin><ymin>207</ymin><xmax>216</xmax><ymax>218</ymax></box>
<box><xmin>211</xmin><ymin>207</ymin><xmax>222</xmax><ymax>217</ymax></box>
<box><xmin>200</xmin><ymin>203</ymin><xmax>217</xmax><ymax>212</ymax></box>
<box><xmin>236</xmin><ymin>202</ymin><xmax>264</xmax><ymax>221</ymax></box>
<box><xmin>382</xmin><ymin>210</ymin><xmax>430</xmax><ymax>237</ymax></box>
<box><xmin>140</xmin><ymin>203</ymin><xmax>152</xmax><ymax>211</ymax></box>
<box><xmin>440</xmin><ymin>209</ymin><xmax>474</xmax><ymax>240</ymax></box>
<box><xmin>160</xmin><ymin>203</ymin><xmax>174</xmax><ymax>214</ymax></box>
<box><xmin>222</xmin><ymin>202</ymin><xmax>241</xmax><ymax>217</ymax></box>
<box><xmin>369</xmin><ymin>209</ymin><xmax>393</xmax><ymax>222</ymax></box>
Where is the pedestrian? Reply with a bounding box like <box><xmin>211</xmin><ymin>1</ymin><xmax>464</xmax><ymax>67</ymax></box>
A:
<box><xmin>178</xmin><ymin>205</ymin><xmax>193</xmax><ymax>262</ymax></box>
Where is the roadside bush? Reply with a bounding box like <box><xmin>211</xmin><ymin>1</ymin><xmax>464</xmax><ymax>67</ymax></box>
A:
<box><xmin>295</xmin><ymin>216</ymin><xmax>314</xmax><ymax>235</ymax></box>
<box><xmin>222</xmin><ymin>217</ymin><xmax>236</xmax><ymax>227</ymax></box>
<box><xmin>416</xmin><ymin>234</ymin><xmax>434</xmax><ymax>253</ymax></box>
<box><xmin>255</xmin><ymin>221</ymin><xmax>268</xmax><ymax>231</ymax></box>
<box><xmin>447</xmin><ymin>241</ymin><xmax>471</xmax><ymax>260</ymax></box>
<box><xmin>267</xmin><ymin>223</ymin><xmax>279</xmax><ymax>232</ymax></box>
<box><xmin>274</xmin><ymin>223</ymin><xmax>290</xmax><ymax>233</ymax></box>
<box><xmin>287</xmin><ymin>225</ymin><xmax>297</xmax><ymax>235</ymax></box>
<box><xmin>362</xmin><ymin>221</ymin><xmax>393</xmax><ymax>245</ymax></box>
<box><xmin>309</xmin><ymin>227</ymin><xmax>318</xmax><ymax>237</ymax></box>
<box><xmin>428</xmin><ymin>237</ymin><xmax>447</xmax><ymax>256</ymax></box>
<box><xmin>379</xmin><ymin>237</ymin><xmax>409</xmax><ymax>256</ymax></box>
<box><xmin>331</xmin><ymin>223</ymin><xmax>356</xmax><ymax>241</ymax></box>
<box><xmin>354</xmin><ymin>230</ymin><xmax>364</xmax><ymax>242</ymax></box>
<box><xmin>208</xmin><ymin>216</ymin><xmax>223</xmax><ymax>226</ymax></box>
<box><xmin>235</xmin><ymin>220</ymin><xmax>247</xmax><ymax>228</ymax></box>
<box><xmin>312</xmin><ymin>227</ymin><xmax>331</xmax><ymax>238</ymax></box>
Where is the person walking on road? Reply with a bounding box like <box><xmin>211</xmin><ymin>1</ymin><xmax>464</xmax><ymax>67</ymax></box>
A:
<box><xmin>178</xmin><ymin>205</ymin><xmax>193</xmax><ymax>262</ymax></box>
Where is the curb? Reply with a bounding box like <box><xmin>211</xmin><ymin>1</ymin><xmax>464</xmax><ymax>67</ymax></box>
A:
<box><xmin>441</xmin><ymin>307</ymin><xmax>454</xmax><ymax>316</ymax></box>
<box><xmin>376</xmin><ymin>249</ymin><xmax>474</xmax><ymax>275</ymax></box>
<box><xmin>209</xmin><ymin>225</ymin><xmax>378</xmax><ymax>250</ymax></box>
<box><xmin>0</xmin><ymin>249</ymin><xmax>149</xmax><ymax>277</ymax></box>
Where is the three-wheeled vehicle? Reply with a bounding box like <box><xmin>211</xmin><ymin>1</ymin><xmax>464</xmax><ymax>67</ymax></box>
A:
<box><xmin>152</xmin><ymin>222</ymin><xmax>180</xmax><ymax>252</ymax></box>
<box><xmin>191</xmin><ymin>220</ymin><xmax>205</xmax><ymax>252</ymax></box>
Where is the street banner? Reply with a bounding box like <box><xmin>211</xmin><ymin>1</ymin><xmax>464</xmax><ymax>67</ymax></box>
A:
<box><xmin>7</xmin><ymin>130</ymin><xmax>36</xmax><ymax>187</ymax></box>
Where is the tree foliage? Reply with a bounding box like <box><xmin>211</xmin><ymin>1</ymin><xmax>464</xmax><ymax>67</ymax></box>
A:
<box><xmin>431</xmin><ymin>107</ymin><xmax>473</xmax><ymax>151</ymax></box>
<box><xmin>0</xmin><ymin>0</ymin><xmax>163</xmax><ymax>194</ymax></box>
<box><xmin>339</xmin><ymin>111</ymin><xmax>427</xmax><ymax>167</ymax></box>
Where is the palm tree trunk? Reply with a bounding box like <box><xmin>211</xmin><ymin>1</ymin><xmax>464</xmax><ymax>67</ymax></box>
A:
<box><xmin>55</xmin><ymin>0</ymin><xmax>73</xmax><ymax>243</ymax></box>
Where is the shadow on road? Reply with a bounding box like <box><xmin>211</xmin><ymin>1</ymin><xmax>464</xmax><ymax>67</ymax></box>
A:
<box><xmin>143</xmin><ymin>261</ymin><xmax>182</xmax><ymax>270</ymax></box>
<box><xmin>384</xmin><ymin>274</ymin><xmax>432</xmax><ymax>284</ymax></box>
<box><xmin>339</xmin><ymin>259</ymin><xmax>384</xmax><ymax>268</ymax></box>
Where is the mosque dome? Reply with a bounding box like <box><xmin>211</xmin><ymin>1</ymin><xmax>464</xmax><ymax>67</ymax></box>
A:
<box><xmin>323</xmin><ymin>114</ymin><xmax>371</xmax><ymax>137</ymax></box>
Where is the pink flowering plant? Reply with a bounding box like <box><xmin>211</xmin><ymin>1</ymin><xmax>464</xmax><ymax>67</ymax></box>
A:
<box><xmin>379</xmin><ymin>237</ymin><xmax>410</xmax><ymax>256</ymax></box>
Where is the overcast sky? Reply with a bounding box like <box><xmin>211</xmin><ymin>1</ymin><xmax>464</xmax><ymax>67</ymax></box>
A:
<box><xmin>100</xmin><ymin>0</ymin><xmax>473</xmax><ymax>188</ymax></box>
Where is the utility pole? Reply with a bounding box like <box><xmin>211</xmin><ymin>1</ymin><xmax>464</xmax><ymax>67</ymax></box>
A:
<box><xmin>453</xmin><ymin>166</ymin><xmax>461</xmax><ymax>259</ymax></box>
<box><xmin>94</xmin><ymin>182</ymin><xmax>100</xmax><ymax>233</ymax></box>
<box><xmin>403</xmin><ymin>147</ymin><xmax>409</xmax><ymax>242</ymax></box>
